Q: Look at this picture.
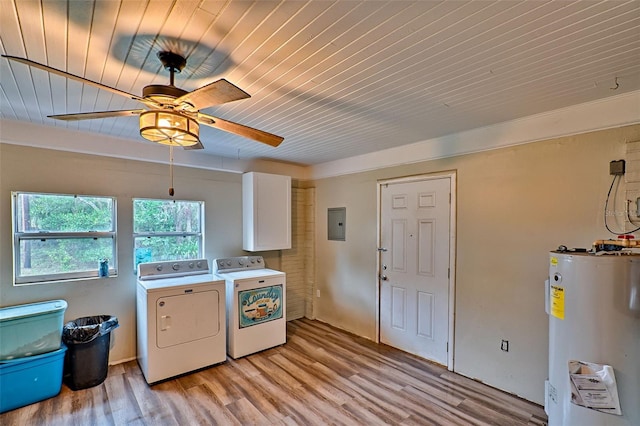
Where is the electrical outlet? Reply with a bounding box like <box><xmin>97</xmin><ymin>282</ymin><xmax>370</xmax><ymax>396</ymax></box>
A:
<box><xmin>316</xmin><ymin>289</ymin><xmax>321</xmax><ymax>298</ymax></box>
<box><xmin>501</xmin><ymin>340</ymin><xmax>509</xmax><ymax>352</ymax></box>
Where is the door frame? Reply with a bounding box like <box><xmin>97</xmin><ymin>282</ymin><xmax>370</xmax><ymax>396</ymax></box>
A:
<box><xmin>375</xmin><ymin>171</ymin><xmax>457</xmax><ymax>371</ymax></box>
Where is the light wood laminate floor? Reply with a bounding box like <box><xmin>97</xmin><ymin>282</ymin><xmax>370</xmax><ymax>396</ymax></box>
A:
<box><xmin>1</xmin><ymin>318</ymin><xmax>547</xmax><ymax>425</ymax></box>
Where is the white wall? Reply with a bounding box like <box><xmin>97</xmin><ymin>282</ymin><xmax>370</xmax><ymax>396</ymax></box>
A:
<box><xmin>4</xmin><ymin>122</ymin><xmax>639</xmax><ymax>405</ymax></box>
<box><xmin>0</xmin><ymin>144</ymin><xmax>253</xmax><ymax>364</ymax></box>
<box><xmin>313</xmin><ymin>124</ymin><xmax>640</xmax><ymax>404</ymax></box>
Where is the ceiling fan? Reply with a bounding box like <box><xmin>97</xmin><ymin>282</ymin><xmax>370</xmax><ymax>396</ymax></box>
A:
<box><xmin>2</xmin><ymin>51</ymin><xmax>284</xmax><ymax>149</ymax></box>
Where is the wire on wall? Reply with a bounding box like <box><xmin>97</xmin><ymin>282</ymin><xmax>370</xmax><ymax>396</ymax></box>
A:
<box><xmin>604</xmin><ymin>174</ymin><xmax>640</xmax><ymax>235</ymax></box>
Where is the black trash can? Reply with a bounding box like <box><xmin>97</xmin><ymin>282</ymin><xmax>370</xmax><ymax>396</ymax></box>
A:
<box><xmin>62</xmin><ymin>315</ymin><xmax>119</xmax><ymax>390</ymax></box>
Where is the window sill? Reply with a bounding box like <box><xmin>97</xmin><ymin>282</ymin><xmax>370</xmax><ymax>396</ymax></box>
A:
<box><xmin>14</xmin><ymin>272</ymin><xmax>119</xmax><ymax>286</ymax></box>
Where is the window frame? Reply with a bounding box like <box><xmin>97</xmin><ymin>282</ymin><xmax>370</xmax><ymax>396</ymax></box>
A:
<box><xmin>132</xmin><ymin>198</ymin><xmax>205</xmax><ymax>270</ymax></box>
<box><xmin>12</xmin><ymin>191</ymin><xmax>118</xmax><ymax>285</ymax></box>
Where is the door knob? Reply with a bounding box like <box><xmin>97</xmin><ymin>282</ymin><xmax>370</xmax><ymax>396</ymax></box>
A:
<box><xmin>379</xmin><ymin>274</ymin><xmax>388</xmax><ymax>281</ymax></box>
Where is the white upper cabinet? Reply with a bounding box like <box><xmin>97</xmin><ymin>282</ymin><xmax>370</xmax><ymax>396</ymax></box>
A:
<box><xmin>242</xmin><ymin>172</ymin><xmax>291</xmax><ymax>251</ymax></box>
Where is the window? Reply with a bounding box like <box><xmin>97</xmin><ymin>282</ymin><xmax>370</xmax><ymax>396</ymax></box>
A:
<box><xmin>12</xmin><ymin>192</ymin><xmax>117</xmax><ymax>285</ymax></box>
<box><xmin>133</xmin><ymin>198</ymin><xmax>204</xmax><ymax>269</ymax></box>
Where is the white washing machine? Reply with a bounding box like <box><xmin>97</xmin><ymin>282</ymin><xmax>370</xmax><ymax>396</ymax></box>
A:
<box><xmin>214</xmin><ymin>256</ymin><xmax>286</xmax><ymax>359</ymax></box>
<box><xmin>136</xmin><ymin>259</ymin><xmax>226</xmax><ymax>384</ymax></box>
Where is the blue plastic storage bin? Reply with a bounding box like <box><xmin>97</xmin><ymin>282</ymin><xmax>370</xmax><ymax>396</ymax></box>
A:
<box><xmin>0</xmin><ymin>345</ymin><xmax>67</xmax><ymax>413</ymax></box>
<box><xmin>0</xmin><ymin>300</ymin><xmax>67</xmax><ymax>360</ymax></box>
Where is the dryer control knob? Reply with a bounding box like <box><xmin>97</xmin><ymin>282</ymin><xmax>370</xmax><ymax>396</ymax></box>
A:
<box><xmin>172</xmin><ymin>263</ymin><xmax>180</xmax><ymax>271</ymax></box>
<box><xmin>156</xmin><ymin>265</ymin><xmax>163</xmax><ymax>272</ymax></box>
<box><xmin>250</xmin><ymin>258</ymin><xmax>256</xmax><ymax>264</ymax></box>
<box><xmin>239</xmin><ymin>259</ymin><xmax>244</xmax><ymax>265</ymax></box>
<box><xmin>196</xmin><ymin>261</ymin><xmax>203</xmax><ymax>268</ymax></box>
<box><xmin>188</xmin><ymin>262</ymin><xmax>194</xmax><ymax>269</ymax></box>
<box><xmin>226</xmin><ymin>260</ymin><xmax>232</xmax><ymax>266</ymax></box>
<box><xmin>257</xmin><ymin>258</ymin><xmax>262</xmax><ymax>263</ymax></box>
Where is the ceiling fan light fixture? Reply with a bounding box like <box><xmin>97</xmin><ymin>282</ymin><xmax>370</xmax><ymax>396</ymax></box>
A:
<box><xmin>139</xmin><ymin>110</ymin><xmax>199</xmax><ymax>147</ymax></box>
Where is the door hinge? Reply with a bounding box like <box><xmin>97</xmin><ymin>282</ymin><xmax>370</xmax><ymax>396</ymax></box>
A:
<box><xmin>446</xmin><ymin>342</ymin><xmax>449</xmax><ymax>353</ymax></box>
<box><xmin>448</xmin><ymin>268</ymin><xmax>450</xmax><ymax>278</ymax></box>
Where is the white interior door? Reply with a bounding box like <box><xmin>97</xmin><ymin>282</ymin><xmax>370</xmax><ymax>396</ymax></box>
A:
<box><xmin>379</xmin><ymin>177</ymin><xmax>451</xmax><ymax>366</ymax></box>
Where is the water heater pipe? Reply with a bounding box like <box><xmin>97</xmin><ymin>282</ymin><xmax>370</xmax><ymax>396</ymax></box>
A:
<box><xmin>592</xmin><ymin>238</ymin><xmax>640</xmax><ymax>250</ymax></box>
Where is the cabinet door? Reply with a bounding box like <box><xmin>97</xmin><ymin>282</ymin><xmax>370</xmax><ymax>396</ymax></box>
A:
<box><xmin>243</xmin><ymin>172</ymin><xmax>291</xmax><ymax>251</ymax></box>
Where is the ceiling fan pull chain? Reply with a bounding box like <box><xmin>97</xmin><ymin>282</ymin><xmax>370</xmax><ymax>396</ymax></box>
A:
<box><xmin>169</xmin><ymin>146</ymin><xmax>175</xmax><ymax>197</ymax></box>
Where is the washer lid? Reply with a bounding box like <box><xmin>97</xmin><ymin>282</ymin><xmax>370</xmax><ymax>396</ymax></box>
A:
<box><xmin>137</xmin><ymin>274</ymin><xmax>224</xmax><ymax>292</ymax></box>
<box><xmin>215</xmin><ymin>268</ymin><xmax>284</xmax><ymax>281</ymax></box>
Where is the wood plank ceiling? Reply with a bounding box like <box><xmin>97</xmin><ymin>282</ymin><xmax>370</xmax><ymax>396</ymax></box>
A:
<box><xmin>1</xmin><ymin>1</ymin><xmax>639</xmax><ymax>166</ymax></box>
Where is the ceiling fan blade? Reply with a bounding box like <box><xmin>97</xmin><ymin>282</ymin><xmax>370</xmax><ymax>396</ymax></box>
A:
<box><xmin>49</xmin><ymin>109</ymin><xmax>145</xmax><ymax>121</ymax></box>
<box><xmin>183</xmin><ymin>141</ymin><xmax>205</xmax><ymax>150</ymax></box>
<box><xmin>175</xmin><ymin>79</ymin><xmax>250</xmax><ymax>109</ymax></box>
<box><xmin>197</xmin><ymin>113</ymin><xmax>284</xmax><ymax>147</ymax></box>
<box><xmin>2</xmin><ymin>55</ymin><xmax>148</xmax><ymax>103</ymax></box>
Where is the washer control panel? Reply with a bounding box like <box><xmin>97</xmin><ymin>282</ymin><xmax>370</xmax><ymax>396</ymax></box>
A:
<box><xmin>214</xmin><ymin>256</ymin><xmax>264</xmax><ymax>273</ymax></box>
<box><xmin>138</xmin><ymin>259</ymin><xmax>209</xmax><ymax>280</ymax></box>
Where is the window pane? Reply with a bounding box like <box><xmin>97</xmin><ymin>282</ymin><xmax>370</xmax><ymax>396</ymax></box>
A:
<box><xmin>133</xmin><ymin>199</ymin><xmax>201</xmax><ymax>233</ymax></box>
<box><xmin>134</xmin><ymin>236</ymin><xmax>201</xmax><ymax>266</ymax></box>
<box><xmin>18</xmin><ymin>238</ymin><xmax>114</xmax><ymax>276</ymax></box>
<box><xmin>16</xmin><ymin>193</ymin><xmax>114</xmax><ymax>232</ymax></box>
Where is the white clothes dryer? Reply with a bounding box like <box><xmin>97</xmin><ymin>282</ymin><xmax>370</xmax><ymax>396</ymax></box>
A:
<box><xmin>214</xmin><ymin>256</ymin><xmax>286</xmax><ymax>359</ymax></box>
<box><xmin>137</xmin><ymin>259</ymin><xmax>226</xmax><ymax>384</ymax></box>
